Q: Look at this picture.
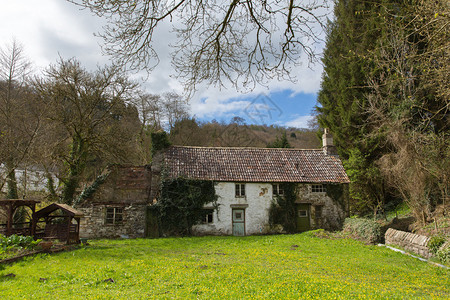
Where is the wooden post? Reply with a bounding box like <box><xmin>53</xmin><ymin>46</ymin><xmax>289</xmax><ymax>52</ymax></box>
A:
<box><xmin>6</xmin><ymin>202</ymin><xmax>13</xmax><ymax>236</ymax></box>
<box><xmin>67</xmin><ymin>216</ymin><xmax>71</xmax><ymax>244</ymax></box>
<box><xmin>31</xmin><ymin>207</ymin><xmax>37</xmax><ymax>239</ymax></box>
<box><xmin>76</xmin><ymin>217</ymin><xmax>80</xmax><ymax>244</ymax></box>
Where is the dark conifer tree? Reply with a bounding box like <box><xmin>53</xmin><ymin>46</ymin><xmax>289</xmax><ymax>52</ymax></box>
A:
<box><xmin>267</xmin><ymin>132</ymin><xmax>292</xmax><ymax>148</ymax></box>
<box><xmin>316</xmin><ymin>0</ymin><xmax>387</xmax><ymax>215</ymax></box>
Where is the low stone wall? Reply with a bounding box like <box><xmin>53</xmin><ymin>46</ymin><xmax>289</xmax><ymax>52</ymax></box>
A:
<box><xmin>385</xmin><ymin>228</ymin><xmax>432</xmax><ymax>258</ymax></box>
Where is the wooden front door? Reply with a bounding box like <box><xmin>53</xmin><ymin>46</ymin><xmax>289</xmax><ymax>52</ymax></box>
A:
<box><xmin>146</xmin><ymin>207</ymin><xmax>160</xmax><ymax>238</ymax></box>
<box><xmin>232</xmin><ymin>209</ymin><xmax>245</xmax><ymax>236</ymax></box>
<box><xmin>296</xmin><ymin>203</ymin><xmax>311</xmax><ymax>232</ymax></box>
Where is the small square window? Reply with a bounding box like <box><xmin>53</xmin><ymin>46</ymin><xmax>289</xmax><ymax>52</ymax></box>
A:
<box><xmin>311</xmin><ymin>184</ymin><xmax>326</xmax><ymax>193</ymax></box>
<box><xmin>106</xmin><ymin>207</ymin><xmax>124</xmax><ymax>225</ymax></box>
<box><xmin>202</xmin><ymin>210</ymin><xmax>214</xmax><ymax>224</ymax></box>
<box><xmin>235</xmin><ymin>183</ymin><xmax>245</xmax><ymax>197</ymax></box>
<box><xmin>272</xmin><ymin>184</ymin><xmax>284</xmax><ymax>196</ymax></box>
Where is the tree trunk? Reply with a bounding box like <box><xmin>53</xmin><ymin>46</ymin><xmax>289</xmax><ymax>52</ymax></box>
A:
<box><xmin>61</xmin><ymin>174</ymin><xmax>79</xmax><ymax>205</ymax></box>
<box><xmin>6</xmin><ymin>162</ymin><xmax>18</xmax><ymax>200</ymax></box>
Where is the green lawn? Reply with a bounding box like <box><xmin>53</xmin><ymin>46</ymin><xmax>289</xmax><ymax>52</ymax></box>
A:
<box><xmin>1</xmin><ymin>233</ymin><xmax>449</xmax><ymax>299</ymax></box>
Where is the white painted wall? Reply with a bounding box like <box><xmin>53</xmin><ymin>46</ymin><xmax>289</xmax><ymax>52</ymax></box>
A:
<box><xmin>192</xmin><ymin>182</ymin><xmax>346</xmax><ymax>235</ymax></box>
<box><xmin>193</xmin><ymin>182</ymin><xmax>274</xmax><ymax>235</ymax></box>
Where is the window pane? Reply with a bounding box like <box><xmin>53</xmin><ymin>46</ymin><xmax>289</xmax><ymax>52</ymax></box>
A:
<box><xmin>298</xmin><ymin>210</ymin><xmax>308</xmax><ymax>217</ymax></box>
<box><xmin>236</xmin><ymin>184</ymin><xmax>245</xmax><ymax>197</ymax></box>
<box><xmin>312</xmin><ymin>184</ymin><xmax>326</xmax><ymax>193</ymax></box>
<box><xmin>116</xmin><ymin>214</ymin><xmax>123</xmax><ymax>222</ymax></box>
<box><xmin>207</xmin><ymin>213</ymin><xmax>213</xmax><ymax>223</ymax></box>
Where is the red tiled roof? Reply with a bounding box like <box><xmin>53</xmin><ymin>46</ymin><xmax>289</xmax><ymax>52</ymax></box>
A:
<box><xmin>163</xmin><ymin>146</ymin><xmax>350</xmax><ymax>183</ymax></box>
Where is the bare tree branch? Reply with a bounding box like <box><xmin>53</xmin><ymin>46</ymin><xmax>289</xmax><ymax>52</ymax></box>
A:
<box><xmin>69</xmin><ymin>0</ymin><xmax>328</xmax><ymax>94</ymax></box>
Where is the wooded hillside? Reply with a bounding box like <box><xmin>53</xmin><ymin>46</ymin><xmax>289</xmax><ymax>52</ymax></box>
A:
<box><xmin>317</xmin><ymin>0</ymin><xmax>449</xmax><ymax>221</ymax></box>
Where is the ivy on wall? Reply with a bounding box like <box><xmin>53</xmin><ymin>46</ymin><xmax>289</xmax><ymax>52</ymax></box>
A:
<box><xmin>150</xmin><ymin>177</ymin><xmax>218</xmax><ymax>236</ymax></box>
<box><xmin>325</xmin><ymin>183</ymin><xmax>347</xmax><ymax>212</ymax></box>
<box><xmin>269</xmin><ymin>183</ymin><xmax>298</xmax><ymax>233</ymax></box>
<box><xmin>74</xmin><ymin>173</ymin><xmax>110</xmax><ymax>206</ymax></box>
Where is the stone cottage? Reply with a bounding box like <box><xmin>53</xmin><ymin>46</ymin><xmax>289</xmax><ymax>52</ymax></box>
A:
<box><xmin>161</xmin><ymin>130</ymin><xmax>349</xmax><ymax>235</ymax></box>
<box><xmin>77</xmin><ymin>130</ymin><xmax>350</xmax><ymax>238</ymax></box>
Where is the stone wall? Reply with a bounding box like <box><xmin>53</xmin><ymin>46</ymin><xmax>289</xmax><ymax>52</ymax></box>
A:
<box><xmin>77</xmin><ymin>165</ymin><xmax>151</xmax><ymax>239</ymax></box>
<box><xmin>296</xmin><ymin>184</ymin><xmax>346</xmax><ymax>230</ymax></box>
<box><xmin>78</xmin><ymin>204</ymin><xmax>147</xmax><ymax>239</ymax></box>
<box><xmin>385</xmin><ymin>228</ymin><xmax>432</xmax><ymax>258</ymax></box>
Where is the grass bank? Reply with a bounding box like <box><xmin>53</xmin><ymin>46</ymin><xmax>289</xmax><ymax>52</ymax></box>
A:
<box><xmin>1</xmin><ymin>233</ymin><xmax>449</xmax><ymax>299</ymax></box>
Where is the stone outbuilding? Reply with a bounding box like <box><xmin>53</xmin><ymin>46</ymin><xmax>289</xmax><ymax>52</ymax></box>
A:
<box><xmin>76</xmin><ymin>165</ymin><xmax>151</xmax><ymax>239</ymax></box>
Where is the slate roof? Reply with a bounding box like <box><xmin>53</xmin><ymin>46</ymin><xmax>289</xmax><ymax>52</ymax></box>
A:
<box><xmin>163</xmin><ymin>146</ymin><xmax>350</xmax><ymax>184</ymax></box>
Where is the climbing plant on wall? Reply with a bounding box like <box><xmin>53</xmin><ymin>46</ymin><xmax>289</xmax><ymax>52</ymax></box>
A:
<box><xmin>269</xmin><ymin>183</ymin><xmax>298</xmax><ymax>233</ymax></box>
<box><xmin>325</xmin><ymin>183</ymin><xmax>347</xmax><ymax>212</ymax></box>
<box><xmin>150</xmin><ymin>177</ymin><xmax>218</xmax><ymax>235</ymax></box>
<box><xmin>74</xmin><ymin>173</ymin><xmax>110</xmax><ymax>206</ymax></box>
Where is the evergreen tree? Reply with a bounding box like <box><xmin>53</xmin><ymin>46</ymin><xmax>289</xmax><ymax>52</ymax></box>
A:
<box><xmin>318</xmin><ymin>0</ymin><xmax>449</xmax><ymax>218</ymax></box>
<box><xmin>316</xmin><ymin>0</ymin><xmax>388</xmax><ymax>215</ymax></box>
<box><xmin>267</xmin><ymin>132</ymin><xmax>291</xmax><ymax>148</ymax></box>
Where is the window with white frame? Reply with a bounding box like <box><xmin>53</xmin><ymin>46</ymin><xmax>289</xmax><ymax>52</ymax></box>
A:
<box><xmin>311</xmin><ymin>184</ymin><xmax>326</xmax><ymax>193</ymax></box>
<box><xmin>235</xmin><ymin>183</ymin><xmax>245</xmax><ymax>197</ymax></box>
<box><xmin>272</xmin><ymin>184</ymin><xmax>284</xmax><ymax>196</ymax></box>
<box><xmin>298</xmin><ymin>209</ymin><xmax>308</xmax><ymax>217</ymax></box>
<box><xmin>105</xmin><ymin>207</ymin><xmax>124</xmax><ymax>225</ymax></box>
<box><xmin>202</xmin><ymin>209</ymin><xmax>214</xmax><ymax>224</ymax></box>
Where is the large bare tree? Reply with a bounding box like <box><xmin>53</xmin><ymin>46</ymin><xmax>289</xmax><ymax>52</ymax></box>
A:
<box><xmin>69</xmin><ymin>0</ymin><xmax>327</xmax><ymax>93</ymax></box>
<box><xmin>0</xmin><ymin>40</ymin><xmax>41</xmax><ymax>200</ymax></box>
<box><xmin>132</xmin><ymin>91</ymin><xmax>190</xmax><ymax>163</ymax></box>
<box><xmin>34</xmin><ymin>58</ymin><xmax>140</xmax><ymax>204</ymax></box>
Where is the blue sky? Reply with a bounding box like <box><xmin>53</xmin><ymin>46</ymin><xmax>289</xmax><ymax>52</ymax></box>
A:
<box><xmin>0</xmin><ymin>1</ymin><xmax>328</xmax><ymax>129</ymax></box>
<box><xmin>194</xmin><ymin>90</ymin><xmax>318</xmax><ymax>128</ymax></box>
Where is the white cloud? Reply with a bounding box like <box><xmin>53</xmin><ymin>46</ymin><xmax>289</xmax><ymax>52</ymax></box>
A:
<box><xmin>0</xmin><ymin>1</ymin><xmax>328</xmax><ymax>121</ymax></box>
<box><xmin>190</xmin><ymin>97</ymin><xmax>251</xmax><ymax>119</ymax></box>
<box><xmin>284</xmin><ymin>115</ymin><xmax>315</xmax><ymax>129</ymax></box>
<box><xmin>0</xmin><ymin>1</ymin><xmax>108</xmax><ymax>72</ymax></box>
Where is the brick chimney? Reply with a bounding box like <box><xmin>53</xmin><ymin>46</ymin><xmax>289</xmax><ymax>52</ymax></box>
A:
<box><xmin>322</xmin><ymin>128</ymin><xmax>337</xmax><ymax>155</ymax></box>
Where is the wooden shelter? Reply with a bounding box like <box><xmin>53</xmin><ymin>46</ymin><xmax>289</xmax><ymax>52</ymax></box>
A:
<box><xmin>0</xmin><ymin>199</ymin><xmax>40</xmax><ymax>236</ymax></box>
<box><xmin>33</xmin><ymin>203</ymin><xmax>84</xmax><ymax>244</ymax></box>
